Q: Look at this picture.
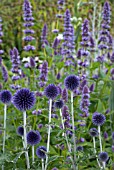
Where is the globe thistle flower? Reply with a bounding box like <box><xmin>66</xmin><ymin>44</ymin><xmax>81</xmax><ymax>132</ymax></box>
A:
<box><xmin>92</xmin><ymin>112</ymin><xmax>106</xmax><ymax>126</ymax></box>
<box><xmin>0</xmin><ymin>90</ymin><xmax>12</xmax><ymax>104</ymax></box>
<box><xmin>99</xmin><ymin>152</ymin><xmax>109</xmax><ymax>162</ymax></box>
<box><xmin>64</xmin><ymin>75</ymin><xmax>79</xmax><ymax>91</ymax></box>
<box><xmin>36</xmin><ymin>146</ymin><xmax>47</xmax><ymax>159</ymax></box>
<box><xmin>54</xmin><ymin>99</ymin><xmax>64</xmax><ymax>109</ymax></box>
<box><xmin>89</xmin><ymin>128</ymin><xmax>98</xmax><ymax>137</ymax></box>
<box><xmin>17</xmin><ymin>126</ymin><xmax>24</xmax><ymax>136</ymax></box>
<box><xmin>1</xmin><ymin>65</ymin><xmax>8</xmax><ymax>82</ymax></box>
<box><xmin>12</xmin><ymin>88</ymin><xmax>36</xmax><ymax>111</ymax></box>
<box><xmin>27</xmin><ymin>130</ymin><xmax>41</xmax><ymax>146</ymax></box>
<box><xmin>44</xmin><ymin>84</ymin><xmax>58</xmax><ymax>99</ymax></box>
<box><xmin>76</xmin><ymin>146</ymin><xmax>83</xmax><ymax>152</ymax></box>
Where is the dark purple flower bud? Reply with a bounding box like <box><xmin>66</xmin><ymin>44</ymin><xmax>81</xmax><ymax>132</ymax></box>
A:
<box><xmin>112</xmin><ymin>132</ymin><xmax>114</xmax><ymax>140</ymax></box>
<box><xmin>1</xmin><ymin>65</ymin><xmax>8</xmax><ymax>82</ymax></box>
<box><xmin>89</xmin><ymin>128</ymin><xmax>98</xmax><ymax>137</ymax></box>
<box><xmin>44</xmin><ymin>84</ymin><xmax>58</xmax><ymax>99</ymax></box>
<box><xmin>79</xmin><ymin>137</ymin><xmax>85</xmax><ymax>143</ymax></box>
<box><xmin>0</xmin><ymin>90</ymin><xmax>12</xmax><ymax>104</ymax></box>
<box><xmin>105</xmin><ymin>109</ymin><xmax>110</xmax><ymax>114</ymax></box>
<box><xmin>36</xmin><ymin>146</ymin><xmax>47</xmax><ymax>159</ymax></box>
<box><xmin>27</xmin><ymin>130</ymin><xmax>41</xmax><ymax>146</ymax></box>
<box><xmin>12</xmin><ymin>88</ymin><xmax>36</xmax><ymax>111</ymax></box>
<box><xmin>54</xmin><ymin>99</ymin><xmax>64</xmax><ymax>109</ymax></box>
<box><xmin>104</xmin><ymin>131</ymin><xmax>108</xmax><ymax>139</ymax></box>
<box><xmin>99</xmin><ymin>152</ymin><xmax>109</xmax><ymax>162</ymax></box>
<box><xmin>38</xmin><ymin>124</ymin><xmax>43</xmax><ymax>129</ymax></box>
<box><xmin>56</xmin><ymin>73</ymin><xmax>61</xmax><ymax>80</ymax></box>
<box><xmin>76</xmin><ymin>146</ymin><xmax>83</xmax><ymax>152</ymax></box>
<box><xmin>92</xmin><ymin>112</ymin><xmax>106</xmax><ymax>126</ymax></box>
<box><xmin>64</xmin><ymin>75</ymin><xmax>79</xmax><ymax>91</ymax></box>
<box><xmin>30</xmin><ymin>57</ymin><xmax>35</xmax><ymax>68</ymax></box>
<box><xmin>17</xmin><ymin>126</ymin><xmax>24</xmax><ymax>136</ymax></box>
<box><xmin>89</xmin><ymin>84</ymin><xmax>95</xmax><ymax>92</ymax></box>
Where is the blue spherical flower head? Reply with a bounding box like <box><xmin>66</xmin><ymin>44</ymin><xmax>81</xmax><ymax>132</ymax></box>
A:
<box><xmin>12</xmin><ymin>88</ymin><xmax>36</xmax><ymax>111</ymax></box>
<box><xmin>36</xmin><ymin>146</ymin><xmax>47</xmax><ymax>159</ymax></box>
<box><xmin>17</xmin><ymin>126</ymin><xmax>24</xmax><ymax>136</ymax></box>
<box><xmin>27</xmin><ymin>130</ymin><xmax>41</xmax><ymax>146</ymax></box>
<box><xmin>92</xmin><ymin>112</ymin><xmax>106</xmax><ymax>126</ymax></box>
<box><xmin>99</xmin><ymin>152</ymin><xmax>109</xmax><ymax>162</ymax></box>
<box><xmin>0</xmin><ymin>90</ymin><xmax>12</xmax><ymax>104</ymax></box>
<box><xmin>89</xmin><ymin>128</ymin><xmax>98</xmax><ymax>137</ymax></box>
<box><xmin>64</xmin><ymin>75</ymin><xmax>79</xmax><ymax>91</ymax></box>
<box><xmin>44</xmin><ymin>84</ymin><xmax>58</xmax><ymax>99</ymax></box>
<box><xmin>54</xmin><ymin>99</ymin><xmax>64</xmax><ymax>109</ymax></box>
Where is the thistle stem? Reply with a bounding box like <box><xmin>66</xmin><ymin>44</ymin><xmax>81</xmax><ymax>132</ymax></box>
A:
<box><xmin>45</xmin><ymin>99</ymin><xmax>52</xmax><ymax>170</ymax></box>
<box><xmin>3</xmin><ymin>104</ymin><xmax>7</xmax><ymax>154</ymax></box>
<box><xmin>71</xmin><ymin>91</ymin><xmax>77</xmax><ymax>170</ymax></box>
<box><xmin>42</xmin><ymin>159</ymin><xmax>45</xmax><ymax>170</ymax></box>
<box><xmin>59</xmin><ymin>109</ymin><xmax>75</xmax><ymax>169</ymax></box>
<box><xmin>98</xmin><ymin>126</ymin><xmax>102</xmax><ymax>152</ymax></box>
<box><xmin>93</xmin><ymin>137</ymin><xmax>102</xmax><ymax>169</ymax></box>
<box><xmin>23</xmin><ymin>111</ymin><xmax>30</xmax><ymax>169</ymax></box>
<box><xmin>2</xmin><ymin>104</ymin><xmax>7</xmax><ymax>170</ymax></box>
<box><xmin>32</xmin><ymin>145</ymin><xmax>35</xmax><ymax>164</ymax></box>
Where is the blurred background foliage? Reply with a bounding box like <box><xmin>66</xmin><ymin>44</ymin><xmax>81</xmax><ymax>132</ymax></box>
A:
<box><xmin>0</xmin><ymin>0</ymin><xmax>113</xmax><ymax>62</ymax></box>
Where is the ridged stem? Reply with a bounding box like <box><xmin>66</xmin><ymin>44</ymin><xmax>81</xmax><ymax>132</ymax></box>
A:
<box><xmin>45</xmin><ymin>99</ymin><xmax>52</xmax><ymax>170</ymax></box>
<box><xmin>2</xmin><ymin>104</ymin><xmax>7</xmax><ymax>170</ymax></box>
<box><xmin>23</xmin><ymin>111</ymin><xmax>30</xmax><ymax>169</ymax></box>
<box><xmin>32</xmin><ymin>145</ymin><xmax>35</xmax><ymax>164</ymax></box>
<box><xmin>98</xmin><ymin>126</ymin><xmax>102</xmax><ymax>152</ymax></box>
<box><xmin>42</xmin><ymin>159</ymin><xmax>45</xmax><ymax>170</ymax></box>
<box><xmin>60</xmin><ymin>109</ymin><xmax>75</xmax><ymax>169</ymax></box>
<box><xmin>71</xmin><ymin>91</ymin><xmax>77</xmax><ymax>170</ymax></box>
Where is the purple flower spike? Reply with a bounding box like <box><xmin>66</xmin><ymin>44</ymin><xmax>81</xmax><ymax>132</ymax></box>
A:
<box><xmin>1</xmin><ymin>65</ymin><xmax>8</xmax><ymax>82</ymax></box>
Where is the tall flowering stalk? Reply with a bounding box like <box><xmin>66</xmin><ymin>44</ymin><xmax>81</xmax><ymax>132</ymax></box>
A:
<box><xmin>39</xmin><ymin>60</ymin><xmax>48</xmax><ymax>88</ymax></box>
<box><xmin>44</xmin><ymin>84</ymin><xmax>58</xmax><ymax>170</ymax></box>
<box><xmin>13</xmin><ymin>88</ymin><xmax>36</xmax><ymax>169</ymax></box>
<box><xmin>0</xmin><ymin>90</ymin><xmax>12</xmax><ymax>170</ymax></box>
<box><xmin>64</xmin><ymin>75</ymin><xmax>79</xmax><ymax>169</ymax></box>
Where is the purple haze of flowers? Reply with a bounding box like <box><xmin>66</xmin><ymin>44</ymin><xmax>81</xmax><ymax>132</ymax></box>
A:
<box><xmin>12</xmin><ymin>88</ymin><xmax>36</xmax><ymax>111</ymax></box>
<box><xmin>80</xmin><ymin>85</ymin><xmax>90</xmax><ymax>117</ymax></box>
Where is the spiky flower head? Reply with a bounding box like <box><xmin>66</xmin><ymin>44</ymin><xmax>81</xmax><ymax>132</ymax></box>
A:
<box><xmin>44</xmin><ymin>84</ymin><xmax>58</xmax><ymax>99</ymax></box>
<box><xmin>17</xmin><ymin>126</ymin><xmax>24</xmax><ymax>136</ymax></box>
<box><xmin>89</xmin><ymin>128</ymin><xmax>98</xmax><ymax>137</ymax></box>
<box><xmin>99</xmin><ymin>152</ymin><xmax>109</xmax><ymax>162</ymax></box>
<box><xmin>64</xmin><ymin>75</ymin><xmax>79</xmax><ymax>91</ymax></box>
<box><xmin>12</xmin><ymin>88</ymin><xmax>36</xmax><ymax>111</ymax></box>
<box><xmin>36</xmin><ymin>146</ymin><xmax>47</xmax><ymax>159</ymax></box>
<box><xmin>54</xmin><ymin>99</ymin><xmax>64</xmax><ymax>109</ymax></box>
<box><xmin>92</xmin><ymin>112</ymin><xmax>106</xmax><ymax>126</ymax></box>
<box><xmin>0</xmin><ymin>90</ymin><xmax>12</xmax><ymax>104</ymax></box>
<box><xmin>27</xmin><ymin>130</ymin><xmax>41</xmax><ymax>145</ymax></box>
